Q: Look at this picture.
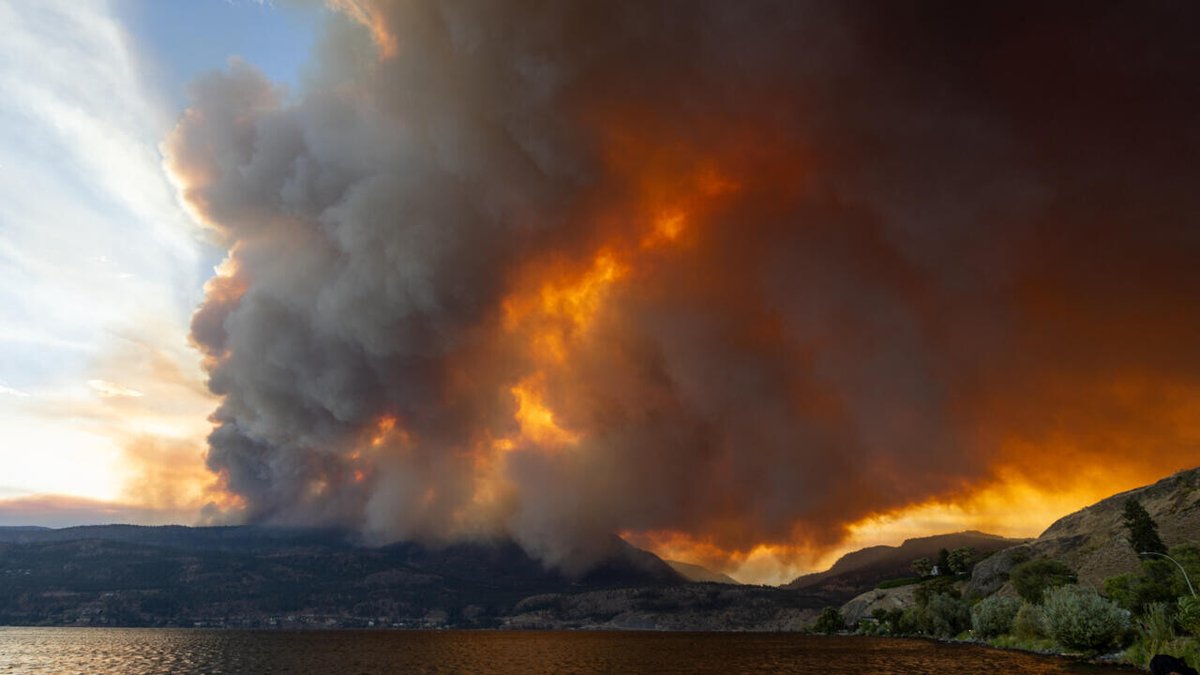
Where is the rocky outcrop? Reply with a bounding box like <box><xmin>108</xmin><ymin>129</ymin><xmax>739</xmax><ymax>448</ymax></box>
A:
<box><xmin>840</xmin><ymin>585</ymin><xmax>921</xmax><ymax>626</ymax></box>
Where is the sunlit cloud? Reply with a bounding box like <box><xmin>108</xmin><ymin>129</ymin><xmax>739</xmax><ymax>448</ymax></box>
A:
<box><xmin>0</xmin><ymin>0</ymin><xmax>217</xmax><ymax>513</ymax></box>
<box><xmin>87</xmin><ymin>379</ymin><xmax>146</xmax><ymax>399</ymax></box>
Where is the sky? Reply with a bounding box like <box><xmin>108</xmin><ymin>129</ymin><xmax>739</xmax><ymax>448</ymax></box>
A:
<box><xmin>1</xmin><ymin>1</ymin><xmax>1199</xmax><ymax>585</ymax></box>
<box><xmin>0</xmin><ymin>0</ymin><xmax>318</xmax><ymax>516</ymax></box>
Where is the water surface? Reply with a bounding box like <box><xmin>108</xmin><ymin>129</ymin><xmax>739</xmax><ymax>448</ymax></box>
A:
<box><xmin>0</xmin><ymin>628</ymin><xmax>1136</xmax><ymax>673</ymax></box>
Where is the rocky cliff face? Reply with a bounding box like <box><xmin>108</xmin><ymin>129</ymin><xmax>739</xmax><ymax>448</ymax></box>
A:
<box><xmin>840</xmin><ymin>584</ymin><xmax>923</xmax><ymax>626</ymax></box>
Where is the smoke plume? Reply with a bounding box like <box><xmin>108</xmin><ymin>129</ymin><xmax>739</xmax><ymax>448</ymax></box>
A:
<box><xmin>166</xmin><ymin>1</ymin><xmax>1200</xmax><ymax>575</ymax></box>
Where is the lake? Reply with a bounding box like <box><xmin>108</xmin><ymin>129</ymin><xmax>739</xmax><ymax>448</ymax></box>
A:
<box><xmin>0</xmin><ymin>628</ymin><xmax>1136</xmax><ymax>673</ymax></box>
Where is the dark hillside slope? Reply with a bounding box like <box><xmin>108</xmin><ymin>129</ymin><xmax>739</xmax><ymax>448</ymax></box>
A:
<box><xmin>785</xmin><ymin>531</ymin><xmax>1027</xmax><ymax>602</ymax></box>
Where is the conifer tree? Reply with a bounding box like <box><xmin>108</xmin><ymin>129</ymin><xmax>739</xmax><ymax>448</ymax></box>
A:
<box><xmin>1123</xmin><ymin>498</ymin><xmax>1167</xmax><ymax>555</ymax></box>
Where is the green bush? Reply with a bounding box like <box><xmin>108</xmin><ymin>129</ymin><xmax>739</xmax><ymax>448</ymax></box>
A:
<box><xmin>1042</xmin><ymin>585</ymin><xmax>1130</xmax><ymax>652</ymax></box>
<box><xmin>1124</xmin><ymin>634</ymin><xmax>1200</xmax><ymax>670</ymax></box>
<box><xmin>914</xmin><ymin>576</ymin><xmax>959</xmax><ymax>608</ymax></box>
<box><xmin>812</xmin><ymin>606</ymin><xmax>844</xmax><ymax>634</ymax></box>
<box><xmin>898</xmin><ymin>593</ymin><xmax>971</xmax><ymax>637</ymax></box>
<box><xmin>1103</xmin><ymin>573</ymin><xmax>1139</xmax><ymax>611</ymax></box>
<box><xmin>1179</xmin><ymin>596</ymin><xmax>1200</xmax><ymax>636</ymax></box>
<box><xmin>1013</xmin><ymin>601</ymin><xmax>1048</xmax><ymax>639</ymax></box>
<box><xmin>872</xmin><ymin>607</ymin><xmax>904</xmax><ymax>635</ymax></box>
<box><xmin>1104</xmin><ymin>545</ymin><xmax>1200</xmax><ymax>613</ymax></box>
<box><xmin>926</xmin><ymin>593</ymin><xmax>971</xmax><ymax>638</ymax></box>
<box><xmin>1130</xmin><ymin>601</ymin><xmax>1177</xmax><ymax>663</ymax></box>
<box><xmin>971</xmin><ymin>595</ymin><xmax>1021</xmax><ymax>638</ymax></box>
<box><xmin>898</xmin><ymin>607</ymin><xmax>923</xmax><ymax>635</ymax></box>
<box><xmin>1010</xmin><ymin>559</ymin><xmax>1077</xmax><ymax>603</ymax></box>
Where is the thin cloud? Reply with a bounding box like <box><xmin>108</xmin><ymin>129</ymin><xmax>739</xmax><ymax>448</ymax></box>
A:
<box><xmin>87</xmin><ymin>379</ymin><xmax>146</xmax><ymax>399</ymax></box>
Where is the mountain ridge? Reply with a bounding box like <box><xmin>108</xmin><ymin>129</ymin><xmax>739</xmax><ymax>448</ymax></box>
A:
<box><xmin>784</xmin><ymin>530</ymin><xmax>1028</xmax><ymax>602</ymax></box>
<box><xmin>966</xmin><ymin>466</ymin><xmax>1200</xmax><ymax>597</ymax></box>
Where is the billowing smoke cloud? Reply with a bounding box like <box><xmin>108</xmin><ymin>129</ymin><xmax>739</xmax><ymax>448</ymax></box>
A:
<box><xmin>166</xmin><ymin>1</ymin><xmax>1200</xmax><ymax>574</ymax></box>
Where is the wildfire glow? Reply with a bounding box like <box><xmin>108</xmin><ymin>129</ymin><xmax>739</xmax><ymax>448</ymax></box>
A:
<box><xmin>510</xmin><ymin>378</ymin><xmax>579</xmax><ymax>448</ymax></box>
<box><xmin>149</xmin><ymin>0</ymin><xmax>1200</xmax><ymax>589</ymax></box>
<box><xmin>627</xmin><ymin>462</ymin><xmax>1187</xmax><ymax>585</ymax></box>
<box><xmin>370</xmin><ymin>414</ymin><xmax>398</xmax><ymax>447</ymax></box>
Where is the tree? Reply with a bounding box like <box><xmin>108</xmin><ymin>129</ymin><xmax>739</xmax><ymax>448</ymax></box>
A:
<box><xmin>812</xmin><ymin>606</ymin><xmax>845</xmax><ymax>634</ymax></box>
<box><xmin>947</xmin><ymin>546</ymin><xmax>975</xmax><ymax>576</ymax></box>
<box><xmin>1010</xmin><ymin>559</ymin><xmax>1077</xmax><ymax>603</ymax></box>
<box><xmin>912</xmin><ymin>557</ymin><xmax>933</xmax><ymax>577</ymax></box>
<box><xmin>1123</xmin><ymin>498</ymin><xmax>1167</xmax><ymax>555</ymax></box>
<box><xmin>915</xmin><ymin>576</ymin><xmax>959</xmax><ymax>609</ymax></box>
<box><xmin>936</xmin><ymin>548</ymin><xmax>951</xmax><ymax>575</ymax></box>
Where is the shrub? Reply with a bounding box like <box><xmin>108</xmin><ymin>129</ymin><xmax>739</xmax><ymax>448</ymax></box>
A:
<box><xmin>896</xmin><ymin>593</ymin><xmax>972</xmax><ymax>637</ymax></box>
<box><xmin>1144</xmin><ymin>602</ymin><xmax>1177</xmax><ymax>638</ymax></box>
<box><xmin>1010</xmin><ymin>559</ymin><xmax>1077</xmax><ymax>603</ymax></box>
<box><xmin>1042</xmin><ymin>585</ymin><xmax>1130</xmax><ymax>652</ymax></box>
<box><xmin>1104</xmin><ymin>548</ymin><xmax>1200</xmax><ymax>612</ymax></box>
<box><xmin>914</xmin><ymin>576</ymin><xmax>959</xmax><ymax>608</ymax></box>
<box><xmin>1103</xmin><ymin>573</ymin><xmax>1139</xmax><ymax>611</ymax></box>
<box><xmin>971</xmin><ymin>595</ymin><xmax>1021</xmax><ymax>638</ymax></box>
<box><xmin>927</xmin><ymin>593</ymin><xmax>971</xmax><ymax>637</ymax></box>
<box><xmin>1124</xmin><ymin>604</ymin><xmax>1200</xmax><ymax>672</ymax></box>
<box><xmin>812</xmin><ymin>606</ymin><xmax>844</xmax><ymax>634</ymax></box>
<box><xmin>1013</xmin><ymin>602</ymin><xmax>1048</xmax><ymax>639</ymax></box>
<box><xmin>1179</xmin><ymin>596</ymin><xmax>1200</xmax><ymax>636</ymax></box>
<box><xmin>1124</xmin><ymin>637</ymin><xmax>1200</xmax><ymax>671</ymax></box>
<box><xmin>873</xmin><ymin>607</ymin><xmax>904</xmax><ymax>635</ymax></box>
<box><xmin>898</xmin><ymin>607</ymin><xmax>923</xmax><ymax>635</ymax></box>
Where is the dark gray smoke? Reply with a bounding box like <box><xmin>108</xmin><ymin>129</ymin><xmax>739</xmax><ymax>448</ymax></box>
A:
<box><xmin>168</xmin><ymin>1</ymin><xmax>1200</xmax><ymax>574</ymax></box>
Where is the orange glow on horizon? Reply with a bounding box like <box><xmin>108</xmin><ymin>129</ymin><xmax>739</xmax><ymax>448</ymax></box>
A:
<box><xmin>624</xmin><ymin>459</ymin><xmax>1193</xmax><ymax>586</ymax></box>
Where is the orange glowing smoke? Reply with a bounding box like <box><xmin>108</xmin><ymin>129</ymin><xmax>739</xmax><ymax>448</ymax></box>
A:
<box><xmin>121</xmin><ymin>436</ymin><xmax>245</xmax><ymax>519</ymax></box>
<box><xmin>502</xmin><ymin>251</ymin><xmax>626</xmax><ymax>364</ymax></box>
<box><xmin>510</xmin><ymin>377</ymin><xmax>579</xmax><ymax>448</ymax></box>
<box><xmin>169</xmin><ymin>1</ymin><xmax>1200</xmax><ymax>584</ymax></box>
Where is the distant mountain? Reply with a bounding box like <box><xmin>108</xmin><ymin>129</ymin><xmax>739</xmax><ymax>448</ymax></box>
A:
<box><xmin>0</xmin><ymin>524</ymin><xmax>352</xmax><ymax>551</ymax></box>
<box><xmin>967</xmin><ymin>466</ymin><xmax>1200</xmax><ymax>596</ymax></box>
<box><xmin>0</xmin><ymin>525</ymin><xmax>683</xmax><ymax>628</ymax></box>
<box><xmin>785</xmin><ymin>531</ymin><xmax>1028</xmax><ymax>603</ymax></box>
<box><xmin>666</xmin><ymin>560</ymin><xmax>740</xmax><ymax>585</ymax></box>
